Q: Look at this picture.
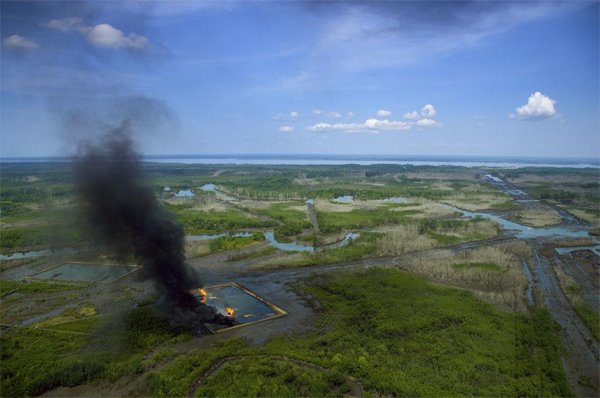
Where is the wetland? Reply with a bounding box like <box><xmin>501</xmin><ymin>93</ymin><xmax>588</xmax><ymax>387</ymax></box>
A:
<box><xmin>1</xmin><ymin>162</ymin><xmax>598</xmax><ymax>397</ymax></box>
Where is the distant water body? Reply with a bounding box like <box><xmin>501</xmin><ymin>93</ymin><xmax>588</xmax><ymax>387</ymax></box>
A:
<box><xmin>2</xmin><ymin>154</ymin><xmax>599</xmax><ymax>168</ymax></box>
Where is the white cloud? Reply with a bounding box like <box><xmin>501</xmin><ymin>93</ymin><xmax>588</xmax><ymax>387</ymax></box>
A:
<box><xmin>43</xmin><ymin>17</ymin><xmax>89</xmax><ymax>33</ymax></box>
<box><xmin>420</xmin><ymin>104</ymin><xmax>437</xmax><ymax>118</ymax></box>
<box><xmin>272</xmin><ymin>111</ymin><xmax>299</xmax><ymax>121</ymax></box>
<box><xmin>308</xmin><ymin>104</ymin><xmax>443</xmax><ymax>133</ymax></box>
<box><xmin>87</xmin><ymin>24</ymin><xmax>149</xmax><ymax>49</ymax></box>
<box><xmin>307</xmin><ymin>2</ymin><xmax>579</xmax><ymax>77</ymax></box>
<box><xmin>415</xmin><ymin>118</ymin><xmax>442</xmax><ymax>127</ymax></box>
<box><xmin>403</xmin><ymin>111</ymin><xmax>419</xmax><ymax>120</ymax></box>
<box><xmin>312</xmin><ymin>109</ymin><xmax>323</xmax><ymax>115</ymax></box>
<box><xmin>44</xmin><ymin>17</ymin><xmax>149</xmax><ymax>50</ymax></box>
<box><xmin>365</xmin><ymin>118</ymin><xmax>411</xmax><ymax>131</ymax></box>
<box><xmin>327</xmin><ymin>111</ymin><xmax>342</xmax><ymax>118</ymax></box>
<box><xmin>512</xmin><ymin>92</ymin><xmax>557</xmax><ymax>120</ymax></box>
<box><xmin>377</xmin><ymin>109</ymin><xmax>391</xmax><ymax>117</ymax></box>
<box><xmin>307</xmin><ymin>122</ymin><xmax>368</xmax><ymax>133</ymax></box>
<box><xmin>308</xmin><ymin>118</ymin><xmax>411</xmax><ymax>133</ymax></box>
<box><xmin>279</xmin><ymin>126</ymin><xmax>294</xmax><ymax>133</ymax></box>
<box><xmin>347</xmin><ymin>112</ymin><xmax>355</xmax><ymax>118</ymax></box>
<box><xmin>3</xmin><ymin>35</ymin><xmax>38</xmax><ymax>49</ymax></box>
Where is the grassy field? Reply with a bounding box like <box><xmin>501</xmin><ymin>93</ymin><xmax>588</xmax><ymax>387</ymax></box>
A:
<box><xmin>509</xmin><ymin>208</ymin><xmax>562</xmax><ymax>227</ymax></box>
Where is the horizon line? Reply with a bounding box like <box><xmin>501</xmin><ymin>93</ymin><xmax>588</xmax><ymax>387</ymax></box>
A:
<box><xmin>1</xmin><ymin>153</ymin><xmax>598</xmax><ymax>164</ymax></box>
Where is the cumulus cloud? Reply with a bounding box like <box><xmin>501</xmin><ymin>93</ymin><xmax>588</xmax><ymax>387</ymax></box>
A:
<box><xmin>43</xmin><ymin>17</ymin><xmax>89</xmax><ymax>33</ymax></box>
<box><xmin>403</xmin><ymin>111</ymin><xmax>419</xmax><ymax>120</ymax></box>
<box><xmin>308</xmin><ymin>118</ymin><xmax>410</xmax><ymax>133</ymax></box>
<box><xmin>307</xmin><ymin>122</ymin><xmax>367</xmax><ymax>133</ymax></box>
<box><xmin>272</xmin><ymin>111</ymin><xmax>299</xmax><ymax>121</ymax></box>
<box><xmin>415</xmin><ymin>118</ymin><xmax>442</xmax><ymax>127</ymax></box>
<box><xmin>3</xmin><ymin>35</ymin><xmax>38</xmax><ymax>49</ymax></box>
<box><xmin>308</xmin><ymin>103</ymin><xmax>443</xmax><ymax>133</ymax></box>
<box><xmin>347</xmin><ymin>112</ymin><xmax>355</xmax><ymax>118</ymax></box>
<box><xmin>365</xmin><ymin>118</ymin><xmax>411</xmax><ymax>130</ymax></box>
<box><xmin>312</xmin><ymin>109</ymin><xmax>323</xmax><ymax>115</ymax></box>
<box><xmin>512</xmin><ymin>92</ymin><xmax>557</xmax><ymax>120</ymax></box>
<box><xmin>420</xmin><ymin>104</ymin><xmax>436</xmax><ymax>118</ymax></box>
<box><xmin>44</xmin><ymin>17</ymin><xmax>150</xmax><ymax>50</ymax></box>
<box><xmin>279</xmin><ymin>126</ymin><xmax>294</xmax><ymax>133</ymax></box>
<box><xmin>87</xmin><ymin>24</ymin><xmax>149</xmax><ymax>49</ymax></box>
<box><xmin>327</xmin><ymin>111</ymin><xmax>342</xmax><ymax>118</ymax></box>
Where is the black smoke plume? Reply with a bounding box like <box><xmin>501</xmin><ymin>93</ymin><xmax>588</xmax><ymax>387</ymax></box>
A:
<box><xmin>74</xmin><ymin>121</ymin><xmax>232</xmax><ymax>333</ymax></box>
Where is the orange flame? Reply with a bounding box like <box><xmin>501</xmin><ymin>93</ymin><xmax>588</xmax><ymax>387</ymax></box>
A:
<box><xmin>198</xmin><ymin>288</ymin><xmax>207</xmax><ymax>304</ymax></box>
<box><xmin>225</xmin><ymin>307</ymin><xmax>235</xmax><ymax>317</ymax></box>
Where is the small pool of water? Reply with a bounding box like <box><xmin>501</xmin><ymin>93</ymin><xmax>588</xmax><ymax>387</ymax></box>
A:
<box><xmin>175</xmin><ymin>189</ymin><xmax>195</xmax><ymax>197</ymax></box>
<box><xmin>186</xmin><ymin>232</ymin><xmax>254</xmax><ymax>241</ymax></box>
<box><xmin>484</xmin><ymin>174</ymin><xmax>503</xmax><ymax>183</ymax></box>
<box><xmin>448</xmin><ymin>205</ymin><xmax>593</xmax><ymax>240</ymax></box>
<box><xmin>186</xmin><ymin>230</ymin><xmax>360</xmax><ymax>253</ymax></box>
<box><xmin>333</xmin><ymin>195</ymin><xmax>354</xmax><ymax>203</ymax></box>
<box><xmin>200</xmin><ymin>184</ymin><xmax>216</xmax><ymax>192</ymax></box>
<box><xmin>555</xmin><ymin>245</ymin><xmax>600</xmax><ymax>256</ymax></box>
<box><xmin>199</xmin><ymin>183</ymin><xmax>238</xmax><ymax>201</ymax></box>
<box><xmin>305</xmin><ymin>199</ymin><xmax>314</xmax><ymax>205</ymax></box>
<box><xmin>200</xmin><ymin>284</ymin><xmax>285</xmax><ymax>333</ymax></box>
<box><xmin>324</xmin><ymin>232</ymin><xmax>361</xmax><ymax>249</ymax></box>
<box><xmin>33</xmin><ymin>263</ymin><xmax>138</xmax><ymax>283</ymax></box>
<box><xmin>520</xmin><ymin>258</ymin><xmax>535</xmax><ymax>306</ymax></box>
<box><xmin>264</xmin><ymin>231</ymin><xmax>314</xmax><ymax>252</ymax></box>
<box><xmin>0</xmin><ymin>247</ymin><xmax>85</xmax><ymax>261</ymax></box>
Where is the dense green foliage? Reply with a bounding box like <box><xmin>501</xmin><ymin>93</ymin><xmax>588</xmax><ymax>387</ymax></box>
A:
<box><xmin>255</xmin><ymin>202</ymin><xmax>313</xmax><ymax>240</ymax></box>
<box><xmin>317</xmin><ymin>206</ymin><xmax>420</xmax><ymax>233</ymax></box>
<box><xmin>208</xmin><ymin>233</ymin><xmax>263</xmax><ymax>253</ymax></box>
<box><xmin>0</xmin><ymin>307</ymin><xmax>185</xmax><ymax>397</ymax></box>
<box><xmin>169</xmin><ymin>208</ymin><xmax>273</xmax><ymax>234</ymax></box>
<box><xmin>147</xmin><ymin>268</ymin><xmax>571</xmax><ymax>397</ymax></box>
<box><xmin>573</xmin><ymin>304</ymin><xmax>600</xmax><ymax>341</ymax></box>
<box><xmin>198</xmin><ymin>357</ymin><xmax>352</xmax><ymax>397</ymax></box>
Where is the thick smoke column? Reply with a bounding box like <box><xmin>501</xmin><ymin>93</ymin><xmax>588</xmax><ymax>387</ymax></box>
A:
<box><xmin>74</xmin><ymin>122</ymin><xmax>231</xmax><ymax>332</ymax></box>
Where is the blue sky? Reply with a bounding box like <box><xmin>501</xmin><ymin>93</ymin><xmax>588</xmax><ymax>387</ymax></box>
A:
<box><xmin>1</xmin><ymin>0</ymin><xmax>598</xmax><ymax>158</ymax></box>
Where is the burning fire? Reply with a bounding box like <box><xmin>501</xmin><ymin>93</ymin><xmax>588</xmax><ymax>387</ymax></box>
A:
<box><xmin>198</xmin><ymin>288</ymin><xmax>207</xmax><ymax>304</ymax></box>
<box><xmin>225</xmin><ymin>307</ymin><xmax>235</xmax><ymax>317</ymax></box>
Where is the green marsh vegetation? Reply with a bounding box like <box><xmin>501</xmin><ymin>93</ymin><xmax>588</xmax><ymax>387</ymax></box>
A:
<box><xmin>165</xmin><ymin>205</ymin><xmax>274</xmax><ymax>234</ymax></box>
<box><xmin>500</xmin><ymin>166</ymin><xmax>599</xmax><ymax>202</ymax></box>
<box><xmin>197</xmin><ymin>357</ymin><xmax>353</xmax><ymax>398</ymax></box>
<box><xmin>1</xmin><ymin>269</ymin><xmax>570</xmax><ymax>397</ymax></box>
<box><xmin>146</xmin><ymin>269</ymin><xmax>570</xmax><ymax>397</ymax></box>
<box><xmin>0</xmin><ymin>306</ymin><xmax>189</xmax><ymax>397</ymax></box>
<box><xmin>398</xmin><ymin>244</ymin><xmax>530</xmax><ymax>312</ymax></box>
<box><xmin>208</xmin><ymin>233</ymin><xmax>264</xmax><ymax>253</ymax></box>
<box><xmin>0</xmin><ymin>279</ymin><xmax>84</xmax><ymax>297</ymax></box>
<box><xmin>553</xmin><ymin>266</ymin><xmax>600</xmax><ymax>341</ymax></box>
<box><xmin>0</xmin><ymin>162</ymin><xmax>512</xmax><ymax>254</ymax></box>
